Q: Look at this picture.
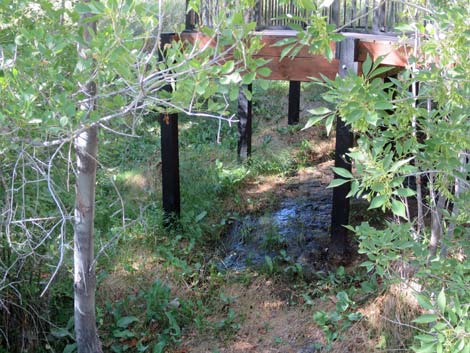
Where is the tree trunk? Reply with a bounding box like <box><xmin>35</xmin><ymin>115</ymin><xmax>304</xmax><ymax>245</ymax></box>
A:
<box><xmin>73</xmin><ymin>1</ymin><xmax>103</xmax><ymax>352</ymax></box>
<box><xmin>74</xmin><ymin>126</ymin><xmax>102</xmax><ymax>353</ymax></box>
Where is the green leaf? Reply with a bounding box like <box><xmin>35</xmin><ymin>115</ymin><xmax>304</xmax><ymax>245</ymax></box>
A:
<box><xmin>416</xmin><ymin>294</ymin><xmax>434</xmax><ymax>310</ymax></box>
<box><xmin>393</xmin><ymin>188</ymin><xmax>416</xmax><ymax>197</ymax></box>
<box><xmin>325</xmin><ymin>114</ymin><xmax>335</xmax><ymax>135</ymax></box>
<box><xmin>415</xmin><ymin>335</ymin><xmax>437</xmax><ymax>343</ymax></box>
<box><xmin>327</xmin><ymin>178</ymin><xmax>349</xmax><ymax>188</ymax></box>
<box><xmin>116</xmin><ymin>316</ymin><xmax>139</xmax><ymax>328</ymax></box>
<box><xmin>63</xmin><ymin>344</ymin><xmax>77</xmax><ymax>353</ymax></box>
<box><xmin>280</xmin><ymin>44</ymin><xmax>295</xmax><ymax>61</ymax></box>
<box><xmin>390</xmin><ymin>157</ymin><xmax>414</xmax><ymax>173</ymax></box>
<box><xmin>362</xmin><ymin>55</ymin><xmax>372</xmax><ymax>77</ymax></box>
<box><xmin>369</xmin><ymin>65</ymin><xmax>394</xmax><ymax>78</ymax></box>
<box><xmin>51</xmin><ymin>327</ymin><xmax>72</xmax><ymax>338</ymax></box>
<box><xmin>302</xmin><ymin>115</ymin><xmax>326</xmax><ymax>130</ymax></box>
<box><xmin>375</xmin><ymin>101</ymin><xmax>394</xmax><ymax>110</ymax></box>
<box><xmin>414</xmin><ymin>343</ymin><xmax>437</xmax><ymax>353</ymax></box>
<box><xmin>368</xmin><ymin>195</ymin><xmax>387</xmax><ymax>209</ymax></box>
<box><xmin>242</xmin><ymin>72</ymin><xmax>256</xmax><ymax>85</ymax></box>
<box><xmin>309</xmin><ymin>107</ymin><xmax>332</xmax><ymax>115</ymax></box>
<box><xmin>413</xmin><ymin>314</ymin><xmax>438</xmax><ymax>324</ymax></box>
<box><xmin>153</xmin><ymin>341</ymin><xmax>166</xmax><ymax>353</ymax></box>
<box><xmin>195</xmin><ymin>211</ymin><xmax>207</xmax><ymax>222</ymax></box>
<box><xmin>391</xmin><ymin>199</ymin><xmax>407</xmax><ymax>219</ymax></box>
<box><xmin>332</xmin><ymin>167</ymin><xmax>353</xmax><ymax>179</ymax></box>
<box><xmin>257</xmin><ymin>67</ymin><xmax>271</xmax><ymax>77</ymax></box>
<box><xmin>75</xmin><ymin>3</ymin><xmax>91</xmax><ymax>14</ymax></box>
<box><xmin>220</xmin><ymin>61</ymin><xmax>235</xmax><ymax>74</ymax></box>
<box><xmin>437</xmin><ymin>288</ymin><xmax>446</xmax><ymax>313</ymax></box>
<box><xmin>265</xmin><ymin>255</ymin><xmax>274</xmax><ymax>273</ymax></box>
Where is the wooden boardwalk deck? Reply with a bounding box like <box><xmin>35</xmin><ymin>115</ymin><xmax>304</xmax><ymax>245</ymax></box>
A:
<box><xmin>180</xmin><ymin>30</ymin><xmax>409</xmax><ymax>81</ymax></box>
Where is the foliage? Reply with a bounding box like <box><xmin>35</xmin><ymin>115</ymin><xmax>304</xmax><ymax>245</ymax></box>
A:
<box><xmin>303</xmin><ymin>1</ymin><xmax>470</xmax><ymax>350</ymax></box>
<box><xmin>0</xmin><ymin>0</ymin><xmax>269</xmax><ymax>351</ymax></box>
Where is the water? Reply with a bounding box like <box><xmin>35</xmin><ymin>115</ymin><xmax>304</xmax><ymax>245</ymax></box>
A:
<box><xmin>219</xmin><ymin>179</ymin><xmax>333</xmax><ymax>276</ymax></box>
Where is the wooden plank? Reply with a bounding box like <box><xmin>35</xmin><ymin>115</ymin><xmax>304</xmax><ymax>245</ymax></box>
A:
<box><xmin>237</xmin><ymin>84</ymin><xmax>253</xmax><ymax>159</ymax></box>
<box><xmin>330</xmin><ymin>38</ymin><xmax>358</xmax><ymax>258</ymax></box>
<box><xmin>253</xmin><ymin>55</ymin><xmax>339</xmax><ymax>81</ymax></box>
<box><xmin>288</xmin><ymin>81</ymin><xmax>301</xmax><ymax>125</ymax></box>
<box><xmin>357</xmin><ymin>41</ymin><xmax>407</xmax><ymax>67</ymax></box>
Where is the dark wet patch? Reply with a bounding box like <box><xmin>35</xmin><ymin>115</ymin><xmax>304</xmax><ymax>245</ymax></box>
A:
<box><xmin>219</xmin><ymin>176</ymin><xmax>333</xmax><ymax>278</ymax></box>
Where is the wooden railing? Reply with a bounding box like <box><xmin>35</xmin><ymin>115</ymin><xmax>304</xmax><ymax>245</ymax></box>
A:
<box><xmin>186</xmin><ymin>0</ymin><xmax>407</xmax><ymax>33</ymax></box>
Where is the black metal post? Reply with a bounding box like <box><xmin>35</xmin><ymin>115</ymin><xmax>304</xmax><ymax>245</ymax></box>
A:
<box><xmin>159</xmin><ymin>34</ymin><xmax>181</xmax><ymax>225</ymax></box>
<box><xmin>160</xmin><ymin>113</ymin><xmax>180</xmax><ymax>224</ymax></box>
<box><xmin>330</xmin><ymin>38</ymin><xmax>359</xmax><ymax>258</ymax></box>
<box><xmin>185</xmin><ymin>0</ymin><xmax>197</xmax><ymax>31</ymax></box>
<box><xmin>288</xmin><ymin>81</ymin><xmax>301</xmax><ymax>125</ymax></box>
<box><xmin>237</xmin><ymin>84</ymin><xmax>253</xmax><ymax>160</ymax></box>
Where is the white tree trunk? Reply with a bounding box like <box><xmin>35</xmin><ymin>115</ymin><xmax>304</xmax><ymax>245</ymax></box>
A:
<box><xmin>74</xmin><ymin>126</ymin><xmax>102</xmax><ymax>353</ymax></box>
<box><xmin>73</xmin><ymin>1</ymin><xmax>103</xmax><ymax>352</ymax></box>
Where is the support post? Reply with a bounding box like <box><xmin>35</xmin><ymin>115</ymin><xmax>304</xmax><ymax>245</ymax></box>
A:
<box><xmin>330</xmin><ymin>38</ymin><xmax>359</xmax><ymax>258</ymax></box>
<box><xmin>237</xmin><ymin>84</ymin><xmax>253</xmax><ymax>160</ymax></box>
<box><xmin>185</xmin><ymin>0</ymin><xmax>197</xmax><ymax>31</ymax></box>
<box><xmin>160</xmin><ymin>113</ymin><xmax>180</xmax><ymax>224</ymax></box>
<box><xmin>159</xmin><ymin>34</ymin><xmax>181</xmax><ymax>225</ymax></box>
<box><xmin>288</xmin><ymin>81</ymin><xmax>301</xmax><ymax>125</ymax></box>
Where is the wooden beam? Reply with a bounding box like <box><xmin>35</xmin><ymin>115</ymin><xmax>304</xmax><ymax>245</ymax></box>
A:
<box><xmin>179</xmin><ymin>30</ymin><xmax>408</xmax><ymax>81</ymax></box>
<box><xmin>237</xmin><ymin>84</ymin><xmax>253</xmax><ymax>159</ymax></box>
<box><xmin>288</xmin><ymin>81</ymin><xmax>301</xmax><ymax>125</ymax></box>
<box><xmin>330</xmin><ymin>38</ymin><xmax>359</xmax><ymax>258</ymax></box>
<box><xmin>254</xmin><ymin>56</ymin><xmax>339</xmax><ymax>81</ymax></box>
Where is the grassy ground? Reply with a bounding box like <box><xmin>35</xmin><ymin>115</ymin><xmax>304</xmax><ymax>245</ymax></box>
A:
<box><xmin>46</xmin><ymin>80</ymin><xmax>417</xmax><ymax>353</ymax></box>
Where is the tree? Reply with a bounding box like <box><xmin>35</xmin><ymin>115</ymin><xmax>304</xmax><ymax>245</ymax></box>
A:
<box><xmin>303</xmin><ymin>1</ymin><xmax>470</xmax><ymax>351</ymax></box>
<box><xmin>73</xmin><ymin>2</ymin><xmax>102</xmax><ymax>351</ymax></box>
<box><xmin>0</xmin><ymin>0</ymin><xmax>267</xmax><ymax>351</ymax></box>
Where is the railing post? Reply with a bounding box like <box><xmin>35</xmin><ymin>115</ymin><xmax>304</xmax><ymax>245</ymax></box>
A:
<box><xmin>331</xmin><ymin>0</ymin><xmax>341</xmax><ymax>28</ymax></box>
<box><xmin>159</xmin><ymin>34</ymin><xmax>181</xmax><ymax>225</ymax></box>
<box><xmin>330</xmin><ymin>38</ymin><xmax>359</xmax><ymax>259</ymax></box>
<box><xmin>237</xmin><ymin>84</ymin><xmax>253</xmax><ymax>160</ymax></box>
<box><xmin>288</xmin><ymin>81</ymin><xmax>301</xmax><ymax>125</ymax></box>
<box><xmin>372</xmin><ymin>0</ymin><xmax>385</xmax><ymax>32</ymax></box>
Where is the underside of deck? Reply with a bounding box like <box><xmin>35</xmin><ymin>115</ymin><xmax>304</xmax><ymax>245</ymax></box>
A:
<box><xmin>180</xmin><ymin>30</ymin><xmax>409</xmax><ymax>82</ymax></box>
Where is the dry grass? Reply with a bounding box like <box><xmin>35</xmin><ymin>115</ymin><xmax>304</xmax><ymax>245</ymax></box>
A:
<box><xmin>330</xmin><ymin>283</ymin><xmax>421</xmax><ymax>353</ymax></box>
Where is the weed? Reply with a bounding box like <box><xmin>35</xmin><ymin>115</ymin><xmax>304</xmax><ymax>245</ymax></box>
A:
<box><xmin>261</xmin><ymin>225</ymin><xmax>286</xmax><ymax>251</ymax></box>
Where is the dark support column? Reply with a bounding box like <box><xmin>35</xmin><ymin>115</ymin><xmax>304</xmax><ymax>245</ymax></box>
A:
<box><xmin>330</xmin><ymin>38</ymin><xmax>359</xmax><ymax>258</ymax></box>
<box><xmin>237</xmin><ymin>84</ymin><xmax>253</xmax><ymax>160</ymax></box>
<box><xmin>288</xmin><ymin>81</ymin><xmax>301</xmax><ymax>125</ymax></box>
<box><xmin>159</xmin><ymin>34</ymin><xmax>180</xmax><ymax>225</ymax></box>
<box><xmin>160</xmin><ymin>113</ymin><xmax>180</xmax><ymax>224</ymax></box>
<box><xmin>185</xmin><ymin>0</ymin><xmax>197</xmax><ymax>31</ymax></box>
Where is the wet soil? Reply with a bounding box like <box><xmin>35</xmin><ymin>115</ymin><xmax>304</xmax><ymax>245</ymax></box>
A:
<box><xmin>218</xmin><ymin>163</ymin><xmax>334</xmax><ymax>279</ymax></box>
